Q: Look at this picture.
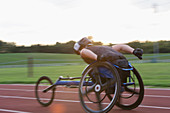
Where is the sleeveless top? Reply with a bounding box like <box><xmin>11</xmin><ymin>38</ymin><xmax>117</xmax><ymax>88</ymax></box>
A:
<box><xmin>82</xmin><ymin>46</ymin><xmax>129</xmax><ymax>67</ymax></box>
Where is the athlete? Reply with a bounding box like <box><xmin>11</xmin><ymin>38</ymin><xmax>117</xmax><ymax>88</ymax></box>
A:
<box><xmin>73</xmin><ymin>37</ymin><xmax>143</xmax><ymax>66</ymax></box>
<box><xmin>73</xmin><ymin>37</ymin><xmax>143</xmax><ymax>94</ymax></box>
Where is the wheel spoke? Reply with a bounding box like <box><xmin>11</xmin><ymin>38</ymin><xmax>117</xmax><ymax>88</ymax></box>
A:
<box><xmin>106</xmin><ymin>94</ymin><xmax>112</xmax><ymax>101</ymax></box>
<box><xmin>102</xmin><ymin>79</ymin><xmax>116</xmax><ymax>91</ymax></box>
<box><xmin>93</xmin><ymin>67</ymin><xmax>102</xmax><ymax>85</ymax></box>
<box><xmin>82</xmin><ymin>83</ymin><xmax>96</xmax><ymax>96</ymax></box>
<box><xmin>125</xmin><ymin>86</ymin><xmax>139</xmax><ymax>95</ymax></box>
<box><xmin>95</xmin><ymin>92</ymin><xmax>103</xmax><ymax>110</ymax></box>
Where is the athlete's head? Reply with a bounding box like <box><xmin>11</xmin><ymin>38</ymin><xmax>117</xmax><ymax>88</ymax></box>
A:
<box><xmin>73</xmin><ymin>37</ymin><xmax>92</xmax><ymax>55</ymax></box>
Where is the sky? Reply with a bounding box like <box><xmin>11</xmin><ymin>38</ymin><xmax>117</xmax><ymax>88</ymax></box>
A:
<box><xmin>0</xmin><ymin>0</ymin><xmax>170</xmax><ymax>46</ymax></box>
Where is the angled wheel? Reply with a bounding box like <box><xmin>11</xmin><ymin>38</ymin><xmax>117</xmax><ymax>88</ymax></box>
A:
<box><xmin>35</xmin><ymin>76</ymin><xmax>55</xmax><ymax>106</ymax></box>
<box><xmin>79</xmin><ymin>61</ymin><xmax>121</xmax><ymax>113</ymax></box>
<box><xmin>116</xmin><ymin>67</ymin><xmax>144</xmax><ymax>110</ymax></box>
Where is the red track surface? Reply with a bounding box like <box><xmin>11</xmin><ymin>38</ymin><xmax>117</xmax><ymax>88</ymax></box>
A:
<box><xmin>0</xmin><ymin>84</ymin><xmax>170</xmax><ymax>113</ymax></box>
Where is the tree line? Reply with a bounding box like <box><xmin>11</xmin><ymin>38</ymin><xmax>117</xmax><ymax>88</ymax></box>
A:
<box><xmin>0</xmin><ymin>40</ymin><xmax>170</xmax><ymax>54</ymax></box>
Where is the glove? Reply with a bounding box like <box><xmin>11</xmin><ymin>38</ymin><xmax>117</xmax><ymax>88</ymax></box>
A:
<box><xmin>133</xmin><ymin>48</ymin><xmax>143</xmax><ymax>60</ymax></box>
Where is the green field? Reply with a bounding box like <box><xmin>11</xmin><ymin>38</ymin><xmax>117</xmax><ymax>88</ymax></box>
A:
<box><xmin>0</xmin><ymin>53</ymin><xmax>170</xmax><ymax>88</ymax></box>
<box><xmin>0</xmin><ymin>53</ymin><xmax>84</xmax><ymax>65</ymax></box>
<box><xmin>0</xmin><ymin>53</ymin><xmax>170</xmax><ymax>65</ymax></box>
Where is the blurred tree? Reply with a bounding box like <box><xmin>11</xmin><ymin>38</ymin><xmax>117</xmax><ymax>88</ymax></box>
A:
<box><xmin>0</xmin><ymin>40</ymin><xmax>170</xmax><ymax>53</ymax></box>
<box><xmin>92</xmin><ymin>41</ymin><xmax>103</xmax><ymax>45</ymax></box>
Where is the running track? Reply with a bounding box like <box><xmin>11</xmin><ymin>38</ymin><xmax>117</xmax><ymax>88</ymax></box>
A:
<box><xmin>0</xmin><ymin>84</ymin><xmax>170</xmax><ymax>113</ymax></box>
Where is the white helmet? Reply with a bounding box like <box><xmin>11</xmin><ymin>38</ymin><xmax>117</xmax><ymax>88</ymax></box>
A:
<box><xmin>73</xmin><ymin>37</ymin><xmax>92</xmax><ymax>55</ymax></box>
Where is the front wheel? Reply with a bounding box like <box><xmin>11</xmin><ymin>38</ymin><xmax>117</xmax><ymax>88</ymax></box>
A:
<box><xmin>79</xmin><ymin>61</ymin><xmax>121</xmax><ymax>113</ymax></box>
<box><xmin>35</xmin><ymin>76</ymin><xmax>55</xmax><ymax>106</ymax></box>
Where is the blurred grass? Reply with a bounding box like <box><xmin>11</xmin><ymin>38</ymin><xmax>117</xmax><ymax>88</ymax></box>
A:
<box><xmin>1</xmin><ymin>53</ymin><xmax>170</xmax><ymax>65</ymax></box>
<box><xmin>133</xmin><ymin>63</ymin><xmax>170</xmax><ymax>87</ymax></box>
<box><xmin>0</xmin><ymin>53</ymin><xmax>84</xmax><ymax>65</ymax></box>
<box><xmin>0</xmin><ymin>53</ymin><xmax>170</xmax><ymax>88</ymax></box>
<box><xmin>0</xmin><ymin>65</ymin><xmax>85</xmax><ymax>84</ymax></box>
<box><xmin>0</xmin><ymin>62</ymin><xmax>170</xmax><ymax>87</ymax></box>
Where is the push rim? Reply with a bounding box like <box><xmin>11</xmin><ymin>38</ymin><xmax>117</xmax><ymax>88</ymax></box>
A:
<box><xmin>79</xmin><ymin>61</ymin><xmax>121</xmax><ymax>113</ymax></box>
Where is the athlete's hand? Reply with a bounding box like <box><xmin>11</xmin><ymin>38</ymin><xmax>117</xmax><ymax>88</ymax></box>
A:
<box><xmin>133</xmin><ymin>48</ymin><xmax>143</xmax><ymax>60</ymax></box>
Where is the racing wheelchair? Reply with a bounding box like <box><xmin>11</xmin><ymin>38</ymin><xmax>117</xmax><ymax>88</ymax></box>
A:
<box><xmin>35</xmin><ymin>61</ymin><xmax>144</xmax><ymax>113</ymax></box>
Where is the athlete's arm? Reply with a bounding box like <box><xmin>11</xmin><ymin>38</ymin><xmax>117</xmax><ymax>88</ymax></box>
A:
<box><xmin>112</xmin><ymin>44</ymin><xmax>134</xmax><ymax>54</ymax></box>
<box><xmin>112</xmin><ymin>44</ymin><xmax>143</xmax><ymax>59</ymax></box>
<box><xmin>80</xmin><ymin>48</ymin><xmax>97</xmax><ymax>60</ymax></box>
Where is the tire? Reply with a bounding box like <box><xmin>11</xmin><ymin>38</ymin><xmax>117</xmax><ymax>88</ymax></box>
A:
<box><xmin>116</xmin><ymin>67</ymin><xmax>144</xmax><ymax>110</ymax></box>
<box><xmin>35</xmin><ymin>76</ymin><xmax>55</xmax><ymax>106</ymax></box>
<box><xmin>79</xmin><ymin>61</ymin><xmax>121</xmax><ymax>113</ymax></box>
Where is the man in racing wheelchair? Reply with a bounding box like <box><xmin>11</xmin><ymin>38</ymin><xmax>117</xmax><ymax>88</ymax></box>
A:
<box><xmin>73</xmin><ymin>37</ymin><xmax>143</xmax><ymax>94</ymax></box>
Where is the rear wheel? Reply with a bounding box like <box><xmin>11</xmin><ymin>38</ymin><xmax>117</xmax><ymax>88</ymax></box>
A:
<box><xmin>79</xmin><ymin>61</ymin><xmax>121</xmax><ymax>113</ymax></box>
<box><xmin>35</xmin><ymin>76</ymin><xmax>55</xmax><ymax>106</ymax></box>
<box><xmin>116</xmin><ymin>67</ymin><xmax>144</xmax><ymax>110</ymax></box>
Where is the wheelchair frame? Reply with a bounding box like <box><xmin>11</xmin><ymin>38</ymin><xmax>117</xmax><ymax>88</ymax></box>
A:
<box><xmin>35</xmin><ymin>61</ymin><xmax>144</xmax><ymax>112</ymax></box>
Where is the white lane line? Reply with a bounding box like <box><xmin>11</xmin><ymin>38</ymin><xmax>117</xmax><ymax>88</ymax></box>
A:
<box><xmin>1</xmin><ymin>84</ymin><xmax>170</xmax><ymax>90</ymax></box>
<box><xmin>139</xmin><ymin>105</ymin><xmax>170</xmax><ymax>110</ymax></box>
<box><xmin>0</xmin><ymin>88</ymin><xmax>33</xmax><ymax>92</ymax></box>
<box><xmin>144</xmin><ymin>94</ymin><xmax>170</xmax><ymax>98</ymax></box>
<box><xmin>0</xmin><ymin>84</ymin><xmax>66</xmax><ymax>87</ymax></box>
<box><xmin>1</xmin><ymin>88</ymin><xmax>170</xmax><ymax>98</ymax></box>
<box><xmin>1</xmin><ymin>95</ymin><xmax>170</xmax><ymax>110</ymax></box>
<box><xmin>0</xmin><ymin>84</ymin><xmax>35</xmax><ymax>86</ymax></box>
<box><xmin>144</xmin><ymin>88</ymin><xmax>170</xmax><ymax>91</ymax></box>
<box><xmin>1</xmin><ymin>84</ymin><xmax>170</xmax><ymax>91</ymax></box>
<box><xmin>0</xmin><ymin>88</ymin><xmax>78</xmax><ymax>94</ymax></box>
<box><xmin>0</xmin><ymin>95</ymin><xmax>35</xmax><ymax>100</ymax></box>
<box><xmin>0</xmin><ymin>108</ymin><xmax>31</xmax><ymax>113</ymax></box>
